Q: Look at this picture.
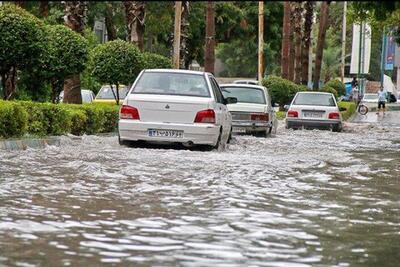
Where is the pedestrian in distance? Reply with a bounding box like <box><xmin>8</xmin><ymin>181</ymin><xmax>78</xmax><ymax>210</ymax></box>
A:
<box><xmin>351</xmin><ymin>77</ymin><xmax>359</xmax><ymax>104</ymax></box>
<box><xmin>376</xmin><ymin>87</ymin><xmax>387</xmax><ymax>116</ymax></box>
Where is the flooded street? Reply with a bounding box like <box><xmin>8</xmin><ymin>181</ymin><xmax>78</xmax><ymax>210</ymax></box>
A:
<box><xmin>0</xmin><ymin>118</ymin><xmax>400</xmax><ymax>266</ymax></box>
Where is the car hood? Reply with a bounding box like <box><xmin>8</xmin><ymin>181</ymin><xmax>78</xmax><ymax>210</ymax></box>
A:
<box><xmin>227</xmin><ymin>103</ymin><xmax>267</xmax><ymax>113</ymax></box>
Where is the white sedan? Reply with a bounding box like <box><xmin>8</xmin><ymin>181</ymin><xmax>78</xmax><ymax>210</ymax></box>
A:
<box><xmin>118</xmin><ymin>69</ymin><xmax>236</xmax><ymax>150</ymax></box>
<box><xmin>220</xmin><ymin>84</ymin><xmax>277</xmax><ymax>137</ymax></box>
<box><xmin>361</xmin><ymin>93</ymin><xmax>379</xmax><ymax>103</ymax></box>
<box><xmin>285</xmin><ymin>91</ymin><xmax>342</xmax><ymax>132</ymax></box>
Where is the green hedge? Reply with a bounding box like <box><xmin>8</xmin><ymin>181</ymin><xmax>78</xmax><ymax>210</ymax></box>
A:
<box><xmin>325</xmin><ymin>79</ymin><xmax>346</xmax><ymax>96</ymax></box>
<box><xmin>0</xmin><ymin>100</ymin><xmax>119</xmax><ymax>139</ymax></box>
<box><xmin>338</xmin><ymin>101</ymin><xmax>356</xmax><ymax>121</ymax></box>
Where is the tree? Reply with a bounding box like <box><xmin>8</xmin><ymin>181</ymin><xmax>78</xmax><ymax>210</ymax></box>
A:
<box><xmin>301</xmin><ymin>1</ymin><xmax>314</xmax><ymax>85</ymax></box>
<box><xmin>313</xmin><ymin>1</ymin><xmax>331</xmax><ymax>90</ymax></box>
<box><xmin>105</xmin><ymin>2</ymin><xmax>117</xmax><ymax>41</ymax></box>
<box><xmin>39</xmin><ymin>1</ymin><xmax>49</xmax><ymax>17</ymax></box>
<box><xmin>205</xmin><ymin>1</ymin><xmax>215</xmax><ymax>73</ymax></box>
<box><xmin>180</xmin><ymin>1</ymin><xmax>190</xmax><ymax>69</ymax></box>
<box><xmin>288</xmin><ymin>2</ymin><xmax>295</xmax><ymax>81</ymax></box>
<box><xmin>293</xmin><ymin>2</ymin><xmax>303</xmax><ymax>84</ymax></box>
<box><xmin>0</xmin><ymin>4</ymin><xmax>45</xmax><ymax>100</ymax></box>
<box><xmin>123</xmin><ymin>1</ymin><xmax>145</xmax><ymax>51</ymax></box>
<box><xmin>321</xmin><ymin>46</ymin><xmax>341</xmax><ymax>83</ymax></box>
<box><xmin>143</xmin><ymin>52</ymin><xmax>172</xmax><ymax>69</ymax></box>
<box><xmin>281</xmin><ymin>1</ymin><xmax>290</xmax><ymax>79</ymax></box>
<box><xmin>63</xmin><ymin>1</ymin><xmax>87</xmax><ymax>104</ymax></box>
<box><xmin>43</xmin><ymin>25</ymin><xmax>88</xmax><ymax>103</ymax></box>
<box><xmin>90</xmin><ymin>40</ymin><xmax>144</xmax><ymax>104</ymax></box>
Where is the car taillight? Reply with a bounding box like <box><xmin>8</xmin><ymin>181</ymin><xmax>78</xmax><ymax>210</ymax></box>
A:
<box><xmin>287</xmin><ymin>110</ymin><xmax>298</xmax><ymax>118</ymax></box>
<box><xmin>251</xmin><ymin>113</ymin><xmax>269</xmax><ymax>121</ymax></box>
<box><xmin>328</xmin><ymin>112</ymin><xmax>340</xmax><ymax>119</ymax></box>
<box><xmin>120</xmin><ymin>105</ymin><xmax>140</xmax><ymax>120</ymax></box>
<box><xmin>194</xmin><ymin>109</ymin><xmax>215</xmax><ymax>123</ymax></box>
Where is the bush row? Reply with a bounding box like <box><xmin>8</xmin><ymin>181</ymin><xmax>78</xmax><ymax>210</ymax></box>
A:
<box><xmin>0</xmin><ymin>100</ymin><xmax>119</xmax><ymax>139</ymax></box>
<box><xmin>338</xmin><ymin>101</ymin><xmax>356</xmax><ymax>121</ymax></box>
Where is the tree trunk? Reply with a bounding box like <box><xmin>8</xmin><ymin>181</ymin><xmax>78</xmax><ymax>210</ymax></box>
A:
<box><xmin>13</xmin><ymin>1</ymin><xmax>26</xmax><ymax>8</ymax></box>
<box><xmin>105</xmin><ymin>3</ymin><xmax>117</xmax><ymax>41</ymax></box>
<box><xmin>180</xmin><ymin>1</ymin><xmax>190</xmax><ymax>69</ymax></box>
<box><xmin>288</xmin><ymin>2</ymin><xmax>295</xmax><ymax>82</ymax></box>
<box><xmin>39</xmin><ymin>1</ymin><xmax>50</xmax><ymax>18</ymax></box>
<box><xmin>313</xmin><ymin>1</ymin><xmax>330</xmax><ymax>90</ymax></box>
<box><xmin>204</xmin><ymin>1</ymin><xmax>215</xmax><ymax>74</ymax></box>
<box><xmin>123</xmin><ymin>1</ymin><xmax>146</xmax><ymax>52</ymax></box>
<box><xmin>301</xmin><ymin>1</ymin><xmax>314</xmax><ymax>85</ymax></box>
<box><xmin>2</xmin><ymin>68</ymin><xmax>17</xmax><ymax>100</ymax></box>
<box><xmin>63</xmin><ymin>1</ymin><xmax>87</xmax><ymax>104</ymax></box>
<box><xmin>294</xmin><ymin>2</ymin><xmax>303</xmax><ymax>84</ymax></box>
<box><xmin>281</xmin><ymin>2</ymin><xmax>290</xmax><ymax>79</ymax></box>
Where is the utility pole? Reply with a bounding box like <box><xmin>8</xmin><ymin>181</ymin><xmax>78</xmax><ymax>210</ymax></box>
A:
<box><xmin>173</xmin><ymin>1</ymin><xmax>182</xmax><ymax>69</ymax></box>
<box><xmin>258</xmin><ymin>1</ymin><xmax>264</xmax><ymax>83</ymax></box>
<box><xmin>380</xmin><ymin>27</ymin><xmax>386</xmax><ymax>90</ymax></box>
<box><xmin>204</xmin><ymin>1</ymin><xmax>215</xmax><ymax>74</ymax></box>
<box><xmin>341</xmin><ymin>1</ymin><xmax>347</xmax><ymax>83</ymax></box>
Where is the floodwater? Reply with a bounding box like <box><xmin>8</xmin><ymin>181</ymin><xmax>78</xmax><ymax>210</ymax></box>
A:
<box><xmin>0</xmin><ymin>120</ymin><xmax>400</xmax><ymax>266</ymax></box>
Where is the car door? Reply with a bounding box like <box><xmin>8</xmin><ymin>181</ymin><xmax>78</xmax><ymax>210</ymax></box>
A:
<box><xmin>209</xmin><ymin>75</ymin><xmax>230</xmax><ymax>137</ymax></box>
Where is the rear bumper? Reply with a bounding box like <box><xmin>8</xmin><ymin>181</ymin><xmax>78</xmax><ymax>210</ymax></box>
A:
<box><xmin>286</xmin><ymin>119</ymin><xmax>342</xmax><ymax>130</ymax></box>
<box><xmin>232</xmin><ymin>120</ymin><xmax>271</xmax><ymax>133</ymax></box>
<box><xmin>118</xmin><ymin>120</ymin><xmax>220</xmax><ymax>145</ymax></box>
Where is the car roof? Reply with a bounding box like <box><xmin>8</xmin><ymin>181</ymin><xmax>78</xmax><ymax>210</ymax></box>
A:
<box><xmin>219</xmin><ymin>83</ymin><xmax>266</xmax><ymax>90</ymax></box>
<box><xmin>144</xmin><ymin>69</ymin><xmax>211</xmax><ymax>76</ymax></box>
<box><xmin>297</xmin><ymin>91</ymin><xmax>332</xmax><ymax>95</ymax></box>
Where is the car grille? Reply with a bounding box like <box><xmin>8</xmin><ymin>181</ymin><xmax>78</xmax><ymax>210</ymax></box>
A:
<box><xmin>231</xmin><ymin>112</ymin><xmax>251</xmax><ymax>121</ymax></box>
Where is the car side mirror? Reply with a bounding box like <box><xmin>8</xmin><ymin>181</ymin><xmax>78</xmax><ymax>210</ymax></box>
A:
<box><xmin>224</xmin><ymin>97</ymin><xmax>237</xmax><ymax>105</ymax></box>
<box><xmin>283</xmin><ymin>105</ymin><xmax>289</xmax><ymax>111</ymax></box>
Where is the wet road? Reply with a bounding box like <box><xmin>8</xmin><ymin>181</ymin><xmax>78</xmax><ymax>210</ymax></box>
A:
<box><xmin>0</xmin><ymin>115</ymin><xmax>400</xmax><ymax>266</ymax></box>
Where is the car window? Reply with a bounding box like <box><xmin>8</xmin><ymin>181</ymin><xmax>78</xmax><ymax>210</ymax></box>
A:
<box><xmin>293</xmin><ymin>93</ymin><xmax>336</xmax><ymax>106</ymax></box>
<box><xmin>221</xmin><ymin>86</ymin><xmax>266</xmax><ymax>104</ymax></box>
<box><xmin>96</xmin><ymin>86</ymin><xmax>128</xmax><ymax>99</ymax></box>
<box><xmin>132</xmin><ymin>72</ymin><xmax>210</xmax><ymax>97</ymax></box>
<box><xmin>209</xmin><ymin>77</ymin><xmax>224</xmax><ymax>104</ymax></box>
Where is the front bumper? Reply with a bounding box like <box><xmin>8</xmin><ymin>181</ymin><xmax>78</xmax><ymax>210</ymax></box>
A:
<box><xmin>118</xmin><ymin>120</ymin><xmax>220</xmax><ymax>145</ymax></box>
<box><xmin>286</xmin><ymin>119</ymin><xmax>342</xmax><ymax>130</ymax></box>
<box><xmin>232</xmin><ymin>120</ymin><xmax>271</xmax><ymax>133</ymax></box>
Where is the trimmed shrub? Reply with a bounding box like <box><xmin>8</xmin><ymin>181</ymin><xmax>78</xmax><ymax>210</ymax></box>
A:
<box><xmin>338</xmin><ymin>101</ymin><xmax>356</xmax><ymax>121</ymax></box>
<box><xmin>143</xmin><ymin>52</ymin><xmax>172</xmax><ymax>69</ymax></box>
<box><xmin>321</xmin><ymin>85</ymin><xmax>339</xmax><ymax>99</ymax></box>
<box><xmin>325</xmin><ymin>79</ymin><xmax>346</xmax><ymax>96</ymax></box>
<box><xmin>262</xmin><ymin>76</ymin><xmax>308</xmax><ymax>109</ymax></box>
<box><xmin>0</xmin><ymin>101</ymin><xmax>120</xmax><ymax>139</ymax></box>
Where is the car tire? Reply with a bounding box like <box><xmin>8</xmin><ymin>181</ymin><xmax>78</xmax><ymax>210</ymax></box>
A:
<box><xmin>206</xmin><ymin>128</ymin><xmax>223</xmax><ymax>151</ymax></box>
<box><xmin>227</xmin><ymin>127</ymin><xmax>233</xmax><ymax>144</ymax></box>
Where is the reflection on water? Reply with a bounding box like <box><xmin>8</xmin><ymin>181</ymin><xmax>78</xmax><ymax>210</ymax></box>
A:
<box><xmin>0</xmin><ymin>124</ymin><xmax>399</xmax><ymax>266</ymax></box>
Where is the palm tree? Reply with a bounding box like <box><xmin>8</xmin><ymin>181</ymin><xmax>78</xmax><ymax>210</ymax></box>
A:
<box><xmin>313</xmin><ymin>1</ymin><xmax>331</xmax><ymax>90</ymax></box>
<box><xmin>294</xmin><ymin>2</ymin><xmax>303</xmax><ymax>84</ymax></box>
<box><xmin>180</xmin><ymin>1</ymin><xmax>190</xmax><ymax>69</ymax></box>
<box><xmin>301</xmin><ymin>1</ymin><xmax>314</xmax><ymax>85</ymax></box>
<box><xmin>288</xmin><ymin>2</ymin><xmax>295</xmax><ymax>82</ymax></box>
<box><xmin>281</xmin><ymin>1</ymin><xmax>290</xmax><ymax>79</ymax></box>
<box><xmin>63</xmin><ymin>1</ymin><xmax>87</xmax><ymax>104</ymax></box>
<box><xmin>321</xmin><ymin>47</ymin><xmax>341</xmax><ymax>83</ymax></box>
<box><xmin>123</xmin><ymin>1</ymin><xmax>146</xmax><ymax>52</ymax></box>
<box><xmin>204</xmin><ymin>1</ymin><xmax>215</xmax><ymax>73</ymax></box>
<box><xmin>105</xmin><ymin>2</ymin><xmax>117</xmax><ymax>41</ymax></box>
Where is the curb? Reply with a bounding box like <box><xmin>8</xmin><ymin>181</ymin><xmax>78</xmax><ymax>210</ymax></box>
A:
<box><xmin>0</xmin><ymin>137</ymin><xmax>61</xmax><ymax>151</ymax></box>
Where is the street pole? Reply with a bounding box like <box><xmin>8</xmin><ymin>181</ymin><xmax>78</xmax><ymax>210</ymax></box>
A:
<box><xmin>204</xmin><ymin>1</ymin><xmax>215</xmax><ymax>74</ymax></box>
<box><xmin>380</xmin><ymin>27</ymin><xmax>386</xmax><ymax>90</ymax></box>
<box><xmin>360</xmin><ymin>22</ymin><xmax>366</xmax><ymax>95</ymax></box>
<box><xmin>173</xmin><ymin>1</ymin><xmax>182</xmax><ymax>69</ymax></box>
<box><xmin>357</xmin><ymin>21</ymin><xmax>363</xmax><ymax>96</ymax></box>
<box><xmin>340</xmin><ymin>1</ymin><xmax>347</xmax><ymax>83</ymax></box>
<box><xmin>258</xmin><ymin>1</ymin><xmax>264</xmax><ymax>83</ymax></box>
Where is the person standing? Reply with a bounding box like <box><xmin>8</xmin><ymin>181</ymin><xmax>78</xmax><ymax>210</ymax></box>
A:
<box><xmin>351</xmin><ymin>77</ymin><xmax>359</xmax><ymax>104</ymax></box>
<box><xmin>377</xmin><ymin>88</ymin><xmax>387</xmax><ymax>115</ymax></box>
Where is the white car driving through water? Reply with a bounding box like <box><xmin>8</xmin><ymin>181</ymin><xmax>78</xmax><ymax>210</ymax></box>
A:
<box><xmin>118</xmin><ymin>69</ymin><xmax>237</xmax><ymax>150</ymax></box>
<box><xmin>285</xmin><ymin>91</ymin><xmax>342</xmax><ymax>132</ymax></box>
<box><xmin>220</xmin><ymin>84</ymin><xmax>277</xmax><ymax>137</ymax></box>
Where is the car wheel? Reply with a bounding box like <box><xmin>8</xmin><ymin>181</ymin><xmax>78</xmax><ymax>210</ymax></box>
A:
<box><xmin>227</xmin><ymin>127</ymin><xmax>233</xmax><ymax>144</ymax></box>
<box><xmin>206</xmin><ymin>128</ymin><xmax>223</xmax><ymax>151</ymax></box>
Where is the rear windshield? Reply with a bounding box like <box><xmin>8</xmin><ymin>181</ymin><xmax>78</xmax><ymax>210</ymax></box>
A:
<box><xmin>96</xmin><ymin>86</ymin><xmax>129</xmax><ymax>99</ymax></box>
<box><xmin>221</xmin><ymin>86</ymin><xmax>266</xmax><ymax>104</ymax></box>
<box><xmin>132</xmin><ymin>72</ymin><xmax>210</xmax><ymax>97</ymax></box>
<box><xmin>363</xmin><ymin>94</ymin><xmax>378</xmax><ymax>99</ymax></box>
<box><xmin>293</xmin><ymin>93</ymin><xmax>336</xmax><ymax>106</ymax></box>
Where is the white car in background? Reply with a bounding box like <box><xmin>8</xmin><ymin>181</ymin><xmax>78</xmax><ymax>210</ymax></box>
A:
<box><xmin>361</xmin><ymin>93</ymin><xmax>379</xmax><ymax>103</ymax></box>
<box><xmin>220</xmin><ymin>84</ymin><xmax>277</xmax><ymax>137</ymax></box>
<box><xmin>285</xmin><ymin>91</ymin><xmax>342</xmax><ymax>132</ymax></box>
<box><xmin>118</xmin><ymin>69</ymin><xmax>236</xmax><ymax>150</ymax></box>
<box><xmin>59</xmin><ymin>89</ymin><xmax>96</xmax><ymax>103</ymax></box>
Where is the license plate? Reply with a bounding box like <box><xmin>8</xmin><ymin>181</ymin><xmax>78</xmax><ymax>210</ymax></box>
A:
<box><xmin>148</xmin><ymin>129</ymin><xmax>183</xmax><ymax>138</ymax></box>
<box><xmin>232</xmin><ymin>127</ymin><xmax>246</xmax><ymax>133</ymax></box>
<box><xmin>303</xmin><ymin>112</ymin><xmax>323</xmax><ymax>118</ymax></box>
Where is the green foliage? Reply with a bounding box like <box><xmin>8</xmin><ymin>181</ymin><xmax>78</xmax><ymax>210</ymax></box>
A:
<box><xmin>325</xmin><ymin>79</ymin><xmax>346</xmax><ymax>96</ymax></box>
<box><xmin>276</xmin><ymin>111</ymin><xmax>286</xmax><ymax>120</ymax></box>
<box><xmin>338</xmin><ymin>101</ymin><xmax>356</xmax><ymax>121</ymax></box>
<box><xmin>90</xmin><ymin>40</ymin><xmax>144</xmax><ymax>98</ymax></box>
<box><xmin>0</xmin><ymin>100</ymin><xmax>119</xmax><ymax>138</ymax></box>
<box><xmin>0</xmin><ymin>4</ymin><xmax>45</xmax><ymax>76</ymax></box>
<box><xmin>0</xmin><ymin>101</ymin><xmax>28</xmax><ymax>138</ymax></box>
<box><xmin>262</xmin><ymin>76</ymin><xmax>307</xmax><ymax>108</ymax></box>
<box><xmin>321</xmin><ymin>85</ymin><xmax>339</xmax><ymax>99</ymax></box>
<box><xmin>143</xmin><ymin>52</ymin><xmax>173</xmax><ymax>69</ymax></box>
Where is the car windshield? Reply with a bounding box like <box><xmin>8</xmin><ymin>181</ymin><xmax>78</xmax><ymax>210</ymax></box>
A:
<box><xmin>132</xmin><ymin>72</ymin><xmax>210</xmax><ymax>97</ymax></box>
<box><xmin>293</xmin><ymin>93</ymin><xmax>336</xmax><ymax>106</ymax></box>
<box><xmin>363</xmin><ymin>94</ymin><xmax>378</xmax><ymax>99</ymax></box>
<box><xmin>221</xmin><ymin>86</ymin><xmax>266</xmax><ymax>104</ymax></box>
<box><xmin>96</xmin><ymin>86</ymin><xmax>129</xmax><ymax>99</ymax></box>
